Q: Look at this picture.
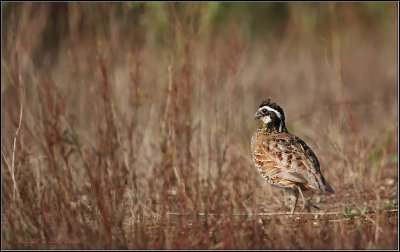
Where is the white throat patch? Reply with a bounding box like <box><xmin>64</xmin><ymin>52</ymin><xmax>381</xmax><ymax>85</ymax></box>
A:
<box><xmin>259</xmin><ymin>106</ymin><xmax>282</xmax><ymax>119</ymax></box>
<box><xmin>261</xmin><ymin>115</ymin><xmax>271</xmax><ymax>124</ymax></box>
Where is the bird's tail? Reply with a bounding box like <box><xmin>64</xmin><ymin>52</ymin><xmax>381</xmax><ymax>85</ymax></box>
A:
<box><xmin>321</xmin><ymin>176</ymin><xmax>335</xmax><ymax>193</ymax></box>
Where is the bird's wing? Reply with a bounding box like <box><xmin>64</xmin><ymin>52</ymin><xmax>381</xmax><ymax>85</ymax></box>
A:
<box><xmin>274</xmin><ymin>133</ymin><xmax>326</xmax><ymax>191</ymax></box>
<box><xmin>253</xmin><ymin>133</ymin><xmax>325</xmax><ymax>191</ymax></box>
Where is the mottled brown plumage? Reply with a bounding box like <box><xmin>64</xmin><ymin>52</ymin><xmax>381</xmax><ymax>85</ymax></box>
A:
<box><xmin>251</xmin><ymin>99</ymin><xmax>334</xmax><ymax>213</ymax></box>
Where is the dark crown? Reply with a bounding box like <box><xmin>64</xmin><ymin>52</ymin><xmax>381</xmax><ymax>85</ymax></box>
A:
<box><xmin>259</xmin><ymin>99</ymin><xmax>285</xmax><ymax>119</ymax></box>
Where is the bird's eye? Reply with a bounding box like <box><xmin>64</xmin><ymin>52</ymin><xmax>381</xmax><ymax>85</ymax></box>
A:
<box><xmin>262</xmin><ymin>109</ymin><xmax>267</xmax><ymax>113</ymax></box>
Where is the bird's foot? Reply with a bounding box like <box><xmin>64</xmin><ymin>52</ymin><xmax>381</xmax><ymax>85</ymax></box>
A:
<box><xmin>310</xmin><ymin>202</ymin><xmax>321</xmax><ymax>210</ymax></box>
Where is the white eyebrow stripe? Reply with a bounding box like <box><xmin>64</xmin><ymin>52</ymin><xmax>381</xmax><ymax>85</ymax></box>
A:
<box><xmin>259</xmin><ymin>106</ymin><xmax>282</xmax><ymax>119</ymax></box>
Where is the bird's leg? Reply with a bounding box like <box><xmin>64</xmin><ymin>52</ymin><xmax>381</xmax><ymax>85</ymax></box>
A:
<box><xmin>295</xmin><ymin>186</ymin><xmax>306</xmax><ymax>211</ymax></box>
<box><xmin>290</xmin><ymin>195</ymin><xmax>298</xmax><ymax>214</ymax></box>
<box><xmin>269</xmin><ymin>185</ymin><xmax>283</xmax><ymax>206</ymax></box>
<box><xmin>285</xmin><ymin>189</ymin><xmax>299</xmax><ymax>214</ymax></box>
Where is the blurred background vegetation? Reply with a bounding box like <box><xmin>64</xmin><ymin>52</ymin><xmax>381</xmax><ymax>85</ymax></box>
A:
<box><xmin>1</xmin><ymin>2</ymin><xmax>396</xmax><ymax>69</ymax></box>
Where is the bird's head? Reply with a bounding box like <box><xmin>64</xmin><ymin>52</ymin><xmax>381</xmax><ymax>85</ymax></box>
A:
<box><xmin>255</xmin><ymin>99</ymin><xmax>287</xmax><ymax>133</ymax></box>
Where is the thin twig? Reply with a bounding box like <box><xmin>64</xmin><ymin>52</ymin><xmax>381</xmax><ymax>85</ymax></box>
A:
<box><xmin>172</xmin><ymin>165</ymin><xmax>182</xmax><ymax>187</ymax></box>
<box><xmin>167</xmin><ymin>209</ymin><xmax>397</xmax><ymax>217</ymax></box>
<box><xmin>9</xmin><ymin>84</ymin><xmax>24</xmax><ymax>202</ymax></box>
<box><xmin>167</xmin><ymin>211</ymin><xmax>341</xmax><ymax>216</ymax></box>
<box><xmin>1</xmin><ymin>150</ymin><xmax>12</xmax><ymax>176</ymax></box>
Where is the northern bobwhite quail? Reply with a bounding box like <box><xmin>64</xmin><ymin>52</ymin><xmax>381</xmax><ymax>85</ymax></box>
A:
<box><xmin>251</xmin><ymin>99</ymin><xmax>334</xmax><ymax>213</ymax></box>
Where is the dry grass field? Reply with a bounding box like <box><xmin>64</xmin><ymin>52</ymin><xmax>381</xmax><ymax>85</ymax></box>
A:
<box><xmin>1</xmin><ymin>2</ymin><xmax>398</xmax><ymax>249</ymax></box>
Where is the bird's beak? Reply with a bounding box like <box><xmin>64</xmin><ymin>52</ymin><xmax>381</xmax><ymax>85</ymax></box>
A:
<box><xmin>255</xmin><ymin>111</ymin><xmax>262</xmax><ymax>120</ymax></box>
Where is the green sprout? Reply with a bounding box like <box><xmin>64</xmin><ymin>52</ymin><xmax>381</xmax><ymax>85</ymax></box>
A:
<box><xmin>344</xmin><ymin>204</ymin><xmax>368</xmax><ymax>219</ymax></box>
<box><xmin>384</xmin><ymin>199</ymin><xmax>398</xmax><ymax>210</ymax></box>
